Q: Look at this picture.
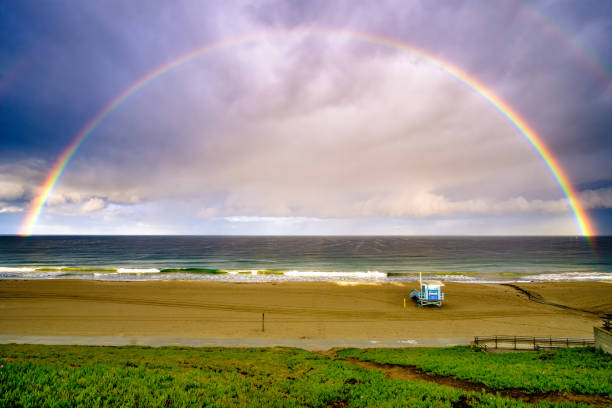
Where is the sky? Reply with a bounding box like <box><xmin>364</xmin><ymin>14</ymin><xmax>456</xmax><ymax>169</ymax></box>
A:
<box><xmin>0</xmin><ymin>0</ymin><xmax>611</xmax><ymax>235</ymax></box>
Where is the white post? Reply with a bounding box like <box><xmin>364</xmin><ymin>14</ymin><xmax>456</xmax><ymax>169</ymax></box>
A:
<box><xmin>419</xmin><ymin>272</ymin><xmax>424</xmax><ymax>305</ymax></box>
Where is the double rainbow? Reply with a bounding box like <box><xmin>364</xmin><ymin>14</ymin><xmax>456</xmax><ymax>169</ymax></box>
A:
<box><xmin>18</xmin><ymin>29</ymin><xmax>596</xmax><ymax>237</ymax></box>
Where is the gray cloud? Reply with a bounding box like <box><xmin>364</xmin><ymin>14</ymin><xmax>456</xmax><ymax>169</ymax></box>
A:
<box><xmin>35</xmin><ymin>38</ymin><xmax>574</xmax><ymax>222</ymax></box>
<box><xmin>80</xmin><ymin>197</ymin><xmax>106</xmax><ymax>213</ymax></box>
<box><xmin>580</xmin><ymin>187</ymin><xmax>612</xmax><ymax>209</ymax></box>
<box><xmin>2</xmin><ymin>0</ymin><xmax>610</xmax><ymax>234</ymax></box>
<box><xmin>0</xmin><ymin>203</ymin><xmax>22</xmax><ymax>213</ymax></box>
<box><xmin>0</xmin><ymin>181</ymin><xmax>24</xmax><ymax>200</ymax></box>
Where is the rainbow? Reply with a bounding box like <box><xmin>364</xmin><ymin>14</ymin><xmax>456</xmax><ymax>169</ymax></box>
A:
<box><xmin>18</xmin><ymin>28</ymin><xmax>596</xmax><ymax>237</ymax></box>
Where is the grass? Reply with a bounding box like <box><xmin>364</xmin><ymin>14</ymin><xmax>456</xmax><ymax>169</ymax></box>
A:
<box><xmin>337</xmin><ymin>346</ymin><xmax>612</xmax><ymax>396</ymax></box>
<box><xmin>0</xmin><ymin>345</ymin><xmax>598</xmax><ymax>407</ymax></box>
<box><xmin>0</xmin><ymin>344</ymin><xmax>600</xmax><ymax>407</ymax></box>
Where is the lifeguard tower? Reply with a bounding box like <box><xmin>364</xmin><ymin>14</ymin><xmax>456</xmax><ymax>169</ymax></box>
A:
<box><xmin>410</xmin><ymin>273</ymin><xmax>445</xmax><ymax>307</ymax></box>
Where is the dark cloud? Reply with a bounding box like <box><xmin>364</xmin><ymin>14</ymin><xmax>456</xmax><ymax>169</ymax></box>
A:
<box><xmin>0</xmin><ymin>0</ymin><xmax>610</xmax><ymax>234</ymax></box>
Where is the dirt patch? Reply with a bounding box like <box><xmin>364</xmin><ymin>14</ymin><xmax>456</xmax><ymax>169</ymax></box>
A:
<box><xmin>339</xmin><ymin>357</ymin><xmax>612</xmax><ymax>407</ymax></box>
<box><xmin>452</xmin><ymin>395</ymin><xmax>472</xmax><ymax>408</ymax></box>
<box><xmin>315</xmin><ymin>349</ymin><xmax>338</xmax><ymax>359</ymax></box>
<box><xmin>502</xmin><ymin>284</ymin><xmax>599</xmax><ymax>315</ymax></box>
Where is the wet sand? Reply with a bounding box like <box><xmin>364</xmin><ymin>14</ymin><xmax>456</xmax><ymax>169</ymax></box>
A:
<box><xmin>0</xmin><ymin>280</ymin><xmax>609</xmax><ymax>339</ymax></box>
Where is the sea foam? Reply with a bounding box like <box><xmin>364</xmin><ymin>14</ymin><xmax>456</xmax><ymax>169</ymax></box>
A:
<box><xmin>523</xmin><ymin>272</ymin><xmax>612</xmax><ymax>282</ymax></box>
<box><xmin>284</xmin><ymin>270</ymin><xmax>387</xmax><ymax>279</ymax></box>
<box><xmin>0</xmin><ymin>267</ymin><xmax>36</xmax><ymax>273</ymax></box>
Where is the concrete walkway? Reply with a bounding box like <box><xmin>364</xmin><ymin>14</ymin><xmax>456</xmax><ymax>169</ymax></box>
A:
<box><xmin>0</xmin><ymin>335</ymin><xmax>471</xmax><ymax>350</ymax></box>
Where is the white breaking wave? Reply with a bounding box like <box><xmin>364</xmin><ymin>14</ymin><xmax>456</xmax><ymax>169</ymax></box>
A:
<box><xmin>523</xmin><ymin>272</ymin><xmax>612</xmax><ymax>282</ymax></box>
<box><xmin>408</xmin><ymin>274</ymin><xmax>476</xmax><ymax>282</ymax></box>
<box><xmin>284</xmin><ymin>270</ymin><xmax>387</xmax><ymax>279</ymax></box>
<box><xmin>116</xmin><ymin>268</ymin><xmax>160</xmax><ymax>274</ymax></box>
<box><xmin>0</xmin><ymin>267</ymin><xmax>36</xmax><ymax>273</ymax></box>
<box><xmin>1</xmin><ymin>264</ymin><xmax>609</xmax><ymax>283</ymax></box>
<box><xmin>227</xmin><ymin>270</ymin><xmax>258</xmax><ymax>275</ymax></box>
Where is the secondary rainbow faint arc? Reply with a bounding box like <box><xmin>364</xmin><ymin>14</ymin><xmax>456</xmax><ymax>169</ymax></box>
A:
<box><xmin>507</xmin><ymin>0</ymin><xmax>611</xmax><ymax>88</ymax></box>
<box><xmin>18</xmin><ymin>28</ymin><xmax>596</xmax><ymax>237</ymax></box>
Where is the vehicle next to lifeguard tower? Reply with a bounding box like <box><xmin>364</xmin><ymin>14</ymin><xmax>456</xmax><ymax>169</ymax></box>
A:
<box><xmin>410</xmin><ymin>274</ymin><xmax>445</xmax><ymax>307</ymax></box>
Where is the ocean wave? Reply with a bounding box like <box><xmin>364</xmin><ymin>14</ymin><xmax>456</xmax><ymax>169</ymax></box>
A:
<box><xmin>35</xmin><ymin>267</ymin><xmax>115</xmax><ymax>272</ymax></box>
<box><xmin>0</xmin><ymin>267</ymin><xmax>36</xmax><ymax>273</ymax></box>
<box><xmin>522</xmin><ymin>272</ymin><xmax>612</xmax><ymax>282</ymax></box>
<box><xmin>1</xmin><ymin>266</ymin><xmax>117</xmax><ymax>274</ymax></box>
<box><xmin>387</xmin><ymin>272</ymin><xmax>478</xmax><ymax>277</ymax></box>
<box><xmin>415</xmin><ymin>274</ymin><xmax>477</xmax><ymax>282</ymax></box>
<box><xmin>284</xmin><ymin>270</ymin><xmax>387</xmax><ymax>279</ymax></box>
<box><xmin>255</xmin><ymin>270</ymin><xmax>285</xmax><ymax>275</ymax></box>
<box><xmin>116</xmin><ymin>268</ymin><xmax>160</xmax><ymax>274</ymax></box>
<box><xmin>0</xmin><ymin>265</ymin><xmax>609</xmax><ymax>283</ymax></box>
<box><xmin>224</xmin><ymin>270</ymin><xmax>285</xmax><ymax>275</ymax></box>
<box><xmin>160</xmin><ymin>268</ymin><xmax>226</xmax><ymax>274</ymax></box>
<box><xmin>227</xmin><ymin>270</ymin><xmax>256</xmax><ymax>275</ymax></box>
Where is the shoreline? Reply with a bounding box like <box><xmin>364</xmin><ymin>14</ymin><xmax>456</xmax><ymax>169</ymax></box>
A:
<box><xmin>1</xmin><ymin>280</ymin><xmax>609</xmax><ymax>340</ymax></box>
<box><xmin>1</xmin><ymin>273</ymin><xmax>611</xmax><ymax>284</ymax></box>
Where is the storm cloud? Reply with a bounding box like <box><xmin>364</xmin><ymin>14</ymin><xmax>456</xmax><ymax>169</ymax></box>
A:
<box><xmin>0</xmin><ymin>0</ymin><xmax>610</xmax><ymax>234</ymax></box>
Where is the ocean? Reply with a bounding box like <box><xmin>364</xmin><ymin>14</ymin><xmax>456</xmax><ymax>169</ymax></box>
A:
<box><xmin>0</xmin><ymin>236</ymin><xmax>610</xmax><ymax>283</ymax></box>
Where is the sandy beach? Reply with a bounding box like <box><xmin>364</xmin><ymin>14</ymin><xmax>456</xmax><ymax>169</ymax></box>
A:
<box><xmin>0</xmin><ymin>280</ymin><xmax>609</xmax><ymax>339</ymax></box>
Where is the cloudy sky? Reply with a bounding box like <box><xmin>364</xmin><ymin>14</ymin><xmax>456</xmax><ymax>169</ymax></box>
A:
<box><xmin>0</xmin><ymin>0</ymin><xmax>611</xmax><ymax>235</ymax></box>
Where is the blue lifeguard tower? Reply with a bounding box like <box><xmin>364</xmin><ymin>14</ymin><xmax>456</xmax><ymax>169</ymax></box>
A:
<box><xmin>410</xmin><ymin>273</ymin><xmax>445</xmax><ymax>307</ymax></box>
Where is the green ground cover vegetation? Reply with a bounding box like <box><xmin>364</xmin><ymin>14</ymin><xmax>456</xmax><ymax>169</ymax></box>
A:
<box><xmin>0</xmin><ymin>344</ymin><xmax>605</xmax><ymax>407</ymax></box>
<box><xmin>338</xmin><ymin>346</ymin><xmax>611</xmax><ymax>396</ymax></box>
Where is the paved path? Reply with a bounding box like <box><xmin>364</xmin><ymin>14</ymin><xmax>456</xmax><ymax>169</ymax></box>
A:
<box><xmin>0</xmin><ymin>335</ymin><xmax>471</xmax><ymax>350</ymax></box>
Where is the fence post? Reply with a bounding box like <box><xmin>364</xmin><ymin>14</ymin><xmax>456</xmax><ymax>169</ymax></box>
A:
<box><xmin>495</xmin><ymin>336</ymin><xmax>498</xmax><ymax>349</ymax></box>
<box><xmin>514</xmin><ymin>336</ymin><xmax>517</xmax><ymax>350</ymax></box>
<box><xmin>566</xmin><ymin>338</ymin><xmax>569</xmax><ymax>348</ymax></box>
<box><xmin>262</xmin><ymin>313</ymin><xmax>265</xmax><ymax>332</ymax></box>
<box><xmin>549</xmin><ymin>336</ymin><xmax>552</xmax><ymax>347</ymax></box>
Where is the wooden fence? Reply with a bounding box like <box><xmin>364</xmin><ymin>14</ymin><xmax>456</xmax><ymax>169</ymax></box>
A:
<box><xmin>602</xmin><ymin>313</ymin><xmax>612</xmax><ymax>331</ymax></box>
<box><xmin>473</xmin><ymin>335</ymin><xmax>594</xmax><ymax>351</ymax></box>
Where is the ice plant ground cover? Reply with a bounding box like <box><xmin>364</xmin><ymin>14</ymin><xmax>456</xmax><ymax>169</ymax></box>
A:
<box><xmin>337</xmin><ymin>346</ymin><xmax>612</xmax><ymax>396</ymax></box>
<box><xmin>1</xmin><ymin>344</ymin><xmax>609</xmax><ymax>407</ymax></box>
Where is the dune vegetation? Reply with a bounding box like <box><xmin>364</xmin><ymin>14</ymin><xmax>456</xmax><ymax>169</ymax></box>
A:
<box><xmin>1</xmin><ymin>344</ymin><xmax>609</xmax><ymax>407</ymax></box>
<box><xmin>338</xmin><ymin>346</ymin><xmax>612</xmax><ymax>397</ymax></box>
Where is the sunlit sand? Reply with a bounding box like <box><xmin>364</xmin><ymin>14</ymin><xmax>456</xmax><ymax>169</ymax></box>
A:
<box><xmin>1</xmin><ymin>280</ymin><xmax>608</xmax><ymax>340</ymax></box>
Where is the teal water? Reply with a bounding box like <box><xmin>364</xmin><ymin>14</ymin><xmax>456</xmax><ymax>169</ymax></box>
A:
<box><xmin>0</xmin><ymin>236</ymin><xmax>610</xmax><ymax>282</ymax></box>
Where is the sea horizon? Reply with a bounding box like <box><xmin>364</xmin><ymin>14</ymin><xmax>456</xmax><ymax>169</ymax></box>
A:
<box><xmin>1</xmin><ymin>235</ymin><xmax>610</xmax><ymax>283</ymax></box>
